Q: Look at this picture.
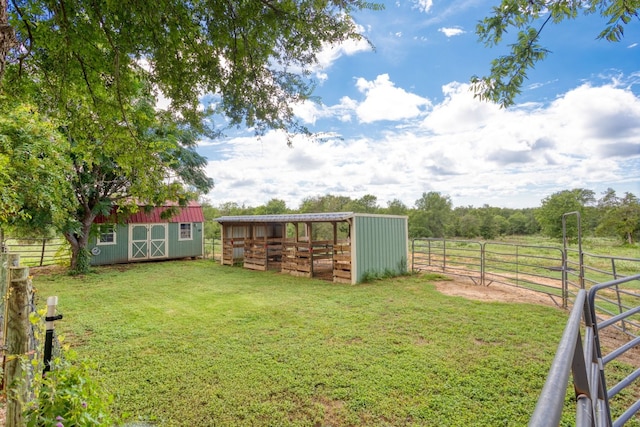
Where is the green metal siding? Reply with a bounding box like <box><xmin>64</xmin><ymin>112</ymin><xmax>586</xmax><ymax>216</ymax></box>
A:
<box><xmin>352</xmin><ymin>215</ymin><xmax>408</xmax><ymax>284</ymax></box>
<box><xmin>89</xmin><ymin>222</ymin><xmax>203</xmax><ymax>266</ymax></box>
<box><xmin>89</xmin><ymin>224</ymin><xmax>130</xmax><ymax>265</ymax></box>
<box><xmin>168</xmin><ymin>222</ymin><xmax>204</xmax><ymax>258</ymax></box>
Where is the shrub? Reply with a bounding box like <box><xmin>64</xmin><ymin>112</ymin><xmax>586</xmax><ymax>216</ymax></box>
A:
<box><xmin>20</xmin><ymin>312</ymin><xmax>116</xmax><ymax>426</ymax></box>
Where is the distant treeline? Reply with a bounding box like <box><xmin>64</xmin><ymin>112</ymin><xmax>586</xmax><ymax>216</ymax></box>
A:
<box><xmin>202</xmin><ymin>188</ymin><xmax>640</xmax><ymax>245</ymax></box>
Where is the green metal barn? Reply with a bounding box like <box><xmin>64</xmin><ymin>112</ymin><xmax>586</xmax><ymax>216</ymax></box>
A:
<box><xmin>88</xmin><ymin>202</ymin><xmax>205</xmax><ymax>266</ymax></box>
<box><xmin>215</xmin><ymin>212</ymin><xmax>408</xmax><ymax>284</ymax></box>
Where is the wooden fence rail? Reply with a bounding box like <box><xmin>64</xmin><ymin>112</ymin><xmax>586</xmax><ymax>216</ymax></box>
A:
<box><xmin>2</xmin><ymin>238</ymin><xmax>69</xmax><ymax>267</ymax></box>
<box><xmin>1</xmin><ymin>237</ymin><xmax>223</xmax><ymax>268</ymax></box>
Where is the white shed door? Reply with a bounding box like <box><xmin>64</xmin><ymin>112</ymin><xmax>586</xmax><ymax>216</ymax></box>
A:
<box><xmin>129</xmin><ymin>224</ymin><xmax>168</xmax><ymax>261</ymax></box>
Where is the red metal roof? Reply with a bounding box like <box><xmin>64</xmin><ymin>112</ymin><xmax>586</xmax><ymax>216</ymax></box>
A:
<box><xmin>95</xmin><ymin>201</ymin><xmax>204</xmax><ymax>224</ymax></box>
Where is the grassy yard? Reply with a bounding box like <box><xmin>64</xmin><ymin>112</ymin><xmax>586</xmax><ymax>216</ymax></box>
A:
<box><xmin>33</xmin><ymin>260</ymin><xmax>590</xmax><ymax>426</ymax></box>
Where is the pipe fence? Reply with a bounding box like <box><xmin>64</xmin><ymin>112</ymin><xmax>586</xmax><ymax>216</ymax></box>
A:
<box><xmin>412</xmin><ymin>238</ymin><xmax>567</xmax><ymax>306</ymax></box>
<box><xmin>412</xmin><ymin>238</ymin><xmax>640</xmax><ymax>312</ymax></box>
<box><xmin>529</xmin><ymin>274</ymin><xmax>640</xmax><ymax>426</ymax></box>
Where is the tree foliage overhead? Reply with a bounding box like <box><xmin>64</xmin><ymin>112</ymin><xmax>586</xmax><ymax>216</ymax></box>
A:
<box><xmin>2</xmin><ymin>0</ymin><xmax>380</xmax><ymax>135</ymax></box>
<box><xmin>471</xmin><ymin>0</ymin><xmax>639</xmax><ymax>107</ymax></box>
<box><xmin>58</xmin><ymin>84</ymin><xmax>216</xmax><ymax>271</ymax></box>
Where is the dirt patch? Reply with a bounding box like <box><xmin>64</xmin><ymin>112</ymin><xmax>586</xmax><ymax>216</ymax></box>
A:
<box><xmin>28</xmin><ymin>264</ymin><xmax>67</xmax><ymax>277</ymax></box>
<box><xmin>432</xmin><ymin>276</ymin><xmax>558</xmax><ymax>306</ymax></box>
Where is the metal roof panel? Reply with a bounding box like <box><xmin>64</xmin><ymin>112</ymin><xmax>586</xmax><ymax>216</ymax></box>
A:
<box><xmin>215</xmin><ymin>212</ymin><xmax>355</xmax><ymax>223</ymax></box>
<box><xmin>95</xmin><ymin>201</ymin><xmax>204</xmax><ymax>224</ymax></box>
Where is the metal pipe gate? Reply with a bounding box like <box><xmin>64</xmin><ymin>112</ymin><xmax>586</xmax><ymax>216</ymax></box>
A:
<box><xmin>529</xmin><ymin>274</ymin><xmax>640</xmax><ymax>426</ymax></box>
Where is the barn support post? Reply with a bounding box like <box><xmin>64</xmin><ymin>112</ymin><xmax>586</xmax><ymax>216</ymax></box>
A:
<box><xmin>5</xmin><ymin>263</ymin><xmax>32</xmax><ymax>427</ymax></box>
<box><xmin>307</xmin><ymin>222</ymin><xmax>313</xmax><ymax>277</ymax></box>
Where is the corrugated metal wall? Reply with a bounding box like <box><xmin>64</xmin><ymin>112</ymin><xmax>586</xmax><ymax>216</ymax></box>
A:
<box><xmin>353</xmin><ymin>215</ymin><xmax>408</xmax><ymax>283</ymax></box>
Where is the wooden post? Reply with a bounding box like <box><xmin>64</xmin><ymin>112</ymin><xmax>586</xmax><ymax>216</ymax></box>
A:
<box><xmin>40</xmin><ymin>238</ymin><xmax>47</xmax><ymax>267</ymax></box>
<box><xmin>1</xmin><ymin>253</ymin><xmax>20</xmax><ymax>341</ymax></box>
<box><xmin>43</xmin><ymin>296</ymin><xmax>60</xmax><ymax>373</ymax></box>
<box><xmin>5</xmin><ymin>265</ymin><xmax>32</xmax><ymax>427</ymax></box>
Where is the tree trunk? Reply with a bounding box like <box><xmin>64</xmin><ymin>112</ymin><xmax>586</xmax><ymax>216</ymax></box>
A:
<box><xmin>0</xmin><ymin>0</ymin><xmax>17</xmax><ymax>84</ymax></box>
<box><xmin>64</xmin><ymin>211</ymin><xmax>97</xmax><ymax>274</ymax></box>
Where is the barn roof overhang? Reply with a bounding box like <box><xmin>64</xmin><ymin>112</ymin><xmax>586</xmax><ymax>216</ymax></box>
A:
<box><xmin>215</xmin><ymin>212</ymin><xmax>355</xmax><ymax>224</ymax></box>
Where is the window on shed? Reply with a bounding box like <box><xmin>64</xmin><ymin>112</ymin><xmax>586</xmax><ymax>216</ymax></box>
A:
<box><xmin>179</xmin><ymin>223</ymin><xmax>192</xmax><ymax>240</ymax></box>
<box><xmin>97</xmin><ymin>225</ymin><xmax>116</xmax><ymax>245</ymax></box>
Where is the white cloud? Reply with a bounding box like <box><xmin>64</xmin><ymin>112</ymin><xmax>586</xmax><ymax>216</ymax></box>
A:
<box><xmin>353</xmin><ymin>74</ymin><xmax>432</xmax><ymax>123</ymax></box>
<box><xmin>421</xmin><ymin>82</ymin><xmax>501</xmax><ymax>133</ymax></box>
<box><xmin>312</xmin><ymin>25</ymin><xmax>371</xmax><ymax>79</ymax></box>
<box><xmin>439</xmin><ymin>27</ymin><xmax>465</xmax><ymax>37</ymax></box>
<box><xmin>413</xmin><ymin>0</ymin><xmax>433</xmax><ymax>13</ymax></box>
<box><xmin>203</xmin><ymin>82</ymin><xmax>640</xmax><ymax>210</ymax></box>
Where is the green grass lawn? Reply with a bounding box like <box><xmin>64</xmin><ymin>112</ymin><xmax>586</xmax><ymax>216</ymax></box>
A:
<box><xmin>33</xmin><ymin>260</ymin><xmax>585</xmax><ymax>426</ymax></box>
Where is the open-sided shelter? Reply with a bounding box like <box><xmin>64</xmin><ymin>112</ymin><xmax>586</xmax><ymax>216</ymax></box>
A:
<box><xmin>215</xmin><ymin>212</ymin><xmax>408</xmax><ymax>284</ymax></box>
<box><xmin>88</xmin><ymin>201</ymin><xmax>205</xmax><ymax>265</ymax></box>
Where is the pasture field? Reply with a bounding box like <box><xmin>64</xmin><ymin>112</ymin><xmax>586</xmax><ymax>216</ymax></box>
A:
<box><xmin>27</xmin><ymin>260</ymin><xmax>597</xmax><ymax>426</ymax></box>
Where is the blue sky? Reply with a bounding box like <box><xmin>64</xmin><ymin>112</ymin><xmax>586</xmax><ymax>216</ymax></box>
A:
<box><xmin>197</xmin><ymin>0</ymin><xmax>640</xmax><ymax>210</ymax></box>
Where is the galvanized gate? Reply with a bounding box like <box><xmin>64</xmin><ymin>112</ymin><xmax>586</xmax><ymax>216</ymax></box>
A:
<box><xmin>530</xmin><ymin>274</ymin><xmax>640</xmax><ymax>426</ymax></box>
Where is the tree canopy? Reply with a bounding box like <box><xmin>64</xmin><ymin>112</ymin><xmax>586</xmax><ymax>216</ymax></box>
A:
<box><xmin>472</xmin><ymin>0</ymin><xmax>639</xmax><ymax>107</ymax></box>
<box><xmin>0</xmin><ymin>0</ymin><xmax>381</xmax><ymax>272</ymax></box>
<box><xmin>0</xmin><ymin>100</ymin><xmax>72</xmax><ymax>229</ymax></box>
<box><xmin>535</xmin><ymin>189</ymin><xmax>595</xmax><ymax>240</ymax></box>
<box><xmin>1</xmin><ymin>0</ymin><xmax>379</xmax><ymax>134</ymax></box>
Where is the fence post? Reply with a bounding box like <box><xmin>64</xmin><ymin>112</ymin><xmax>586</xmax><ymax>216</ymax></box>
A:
<box><xmin>40</xmin><ymin>238</ymin><xmax>47</xmax><ymax>267</ymax></box>
<box><xmin>480</xmin><ymin>242</ymin><xmax>485</xmax><ymax>286</ymax></box>
<box><xmin>5</xmin><ymin>263</ymin><xmax>32</xmax><ymax>427</ymax></box>
<box><xmin>1</xmin><ymin>253</ymin><xmax>21</xmax><ymax>341</ymax></box>
<box><xmin>44</xmin><ymin>296</ymin><xmax>62</xmax><ymax>373</ymax></box>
